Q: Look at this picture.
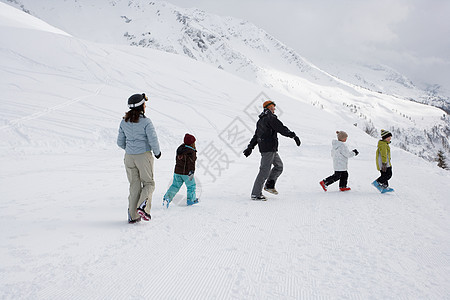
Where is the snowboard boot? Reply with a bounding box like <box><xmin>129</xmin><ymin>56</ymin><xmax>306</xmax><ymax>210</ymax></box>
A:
<box><xmin>381</xmin><ymin>187</ymin><xmax>394</xmax><ymax>193</ymax></box>
<box><xmin>372</xmin><ymin>180</ymin><xmax>386</xmax><ymax>192</ymax></box>
<box><xmin>264</xmin><ymin>187</ymin><xmax>278</xmax><ymax>195</ymax></box>
<box><xmin>264</xmin><ymin>180</ymin><xmax>278</xmax><ymax>195</ymax></box>
<box><xmin>128</xmin><ymin>217</ymin><xmax>141</xmax><ymax>224</ymax></box>
<box><xmin>251</xmin><ymin>194</ymin><xmax>267</xmax><ymax>201</ymax></box>
<box><xmin>339</xmin><ymin>187</ymin><xmax>351</xmax><ymax>192</ymax></box>
<box><xmin>128</xmin><ymin>211</ymin><xmax>141</xmax><ymax>224</ymax></box>
<box><xmin>319</xmin><ymin>180</ymin><xmax>328</xmax><ymax>191</ymax></box>
<box><xmin>163</xmin><ymin>196</ymin><xmax>172</xmax><ymax>208</ymax></box>
<box><xmin>187</xmin><ymin>198</ymin><xmax>199</xmax><ymax>206</ymax></box>
<box><xmin>128</xmin><ymin>216</ymin><xmax>141</xmax><ymax>224</ymax></box>
<box><xmin>136</xmin><ymin>208</ymin><xmax>151</xmax><ymax>221</ymax></box>
<box><xmin>136</xmin><ymin>200</ymin><xmax>151</xmax><ymax>221</ymax></box>
<box><xmin>380</xmin><ymin>184</ymin><xmax>394</xmax><ymax>193</ymax></box>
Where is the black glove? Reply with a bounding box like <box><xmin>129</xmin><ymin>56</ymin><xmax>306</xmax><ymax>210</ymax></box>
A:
<box><xmin>353</xmin><ymin>149</ymin><xmax>359</xmax><ymax>156</ymax></box>
<box><xmin>294</xmin><ymin>136</ymin><xmax>301</xmax><ymax>147</ymax></box>
<box><xmin>155</xmin><ymin>152</ymin><xmax>161</xmax><ymax>159</ymax></box>
<box><xmin>188</xmin><ymin>170</ymin><xmax>194</xmax><ymax>181</ymax></box>
<box><xmin>243</xmin><ymin>147</ymin><xmax>252</xmax><ymax>157</ymax></box>
<box><xmin>381</xmin><ymin>163</ymin><xmax>387</xmax><ymax>172</ymax></box>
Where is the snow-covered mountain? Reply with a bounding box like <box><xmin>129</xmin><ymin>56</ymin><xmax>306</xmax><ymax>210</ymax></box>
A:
<box><xmin>2</xmin><ymin>0</ymin><xmax>330</xmax><ymax>83</ymax></box>
<box><xmin>2</xmin><ymin>0</ymin><xmax>449</xmax><ymax>162</ymax></box>
<box><xmin>318</xmin><ymin>60</ymin><xmax>450</xmax><ymax>114</ymax></box>
<box><xmin>1</xmin><ymin>3</ymin><xmax>450</xmax><ymax>298</ymax></box>
<box><xmin>5</xmin><ymin>0</ymin><xmax>449</xmax><ymax>109</ymax></box>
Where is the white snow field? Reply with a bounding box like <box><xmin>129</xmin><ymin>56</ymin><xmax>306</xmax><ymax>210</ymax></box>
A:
<box><xmin>1</xmin><ymin>3</ymin><xmax>449</xmax><ymax>299</ymax></box>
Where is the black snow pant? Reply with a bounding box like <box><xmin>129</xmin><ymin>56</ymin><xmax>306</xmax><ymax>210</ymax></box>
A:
<box><xmin>376</xmin><ymin>167</ymin><xmax>392</xmax><ymax>187</ymax></box>
<box><xmin>324</xmin><ymin>171</ymin><xmax>348</xmax><ymax>188</ymax></box>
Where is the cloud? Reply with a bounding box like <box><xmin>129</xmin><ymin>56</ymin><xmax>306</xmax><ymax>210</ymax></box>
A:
<box><xmin>169</xmin><ymin>0</ymin><xmax>450</xmax><ymax>89</ymax></box>
<box><xmin>392</xmin><ymin>0</ymin><xmax>450</xmax><ymax>58</ymax></box>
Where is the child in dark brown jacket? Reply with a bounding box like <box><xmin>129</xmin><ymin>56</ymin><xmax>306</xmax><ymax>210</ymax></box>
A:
<box><xmin>163</xmin><ymin>134</ymin><xmax>198</xmax><ymax>208</ymax></box>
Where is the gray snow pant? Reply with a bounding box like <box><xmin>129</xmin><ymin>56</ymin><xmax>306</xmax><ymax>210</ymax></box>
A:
<box><xmin>124</xmin><ymin>152</ymin><xmax>155</xmax><ymax>221</ymax></box>
<box><xmin>251</xmin><ymin>152</ymin><xmax>283</xmax><ymax>196</ymax></box>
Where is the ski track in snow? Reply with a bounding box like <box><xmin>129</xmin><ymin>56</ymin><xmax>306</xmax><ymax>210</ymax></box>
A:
<box><xmin>1</xmin><ymin>7</ymin><xmax>450</xmax><ymax>298</ymax></box>
<box><xmin>4</xmin><ymin>152</ymin><xmax>449</xmax><ymax>299</ymax></box>
<box><xmin>0</xmin><ymin>85</ymin><xmax>105</xmax><ymax>131</ymax></box>
<box><xmin>2</xmin><ymin>135</ymin><xmax>450</xmax><ymax>299</ymax></box>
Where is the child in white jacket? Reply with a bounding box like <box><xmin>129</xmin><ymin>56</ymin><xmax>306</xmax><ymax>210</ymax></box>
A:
<box><xmin>320</xmin><ymin>131</ymin><xmax>359</xmax><ymax>192</ymax></box>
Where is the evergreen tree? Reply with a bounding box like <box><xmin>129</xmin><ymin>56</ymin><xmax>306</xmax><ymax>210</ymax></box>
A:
<box><xmin>436</xmin><ymin>150</ymin><xmax>449</xmax><ymax>170</ymax></box>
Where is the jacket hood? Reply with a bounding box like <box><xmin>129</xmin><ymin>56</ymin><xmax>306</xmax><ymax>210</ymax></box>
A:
<box><xmin>378</xmin><ymin>140</ymin><xmax>391</xmax><ymax>146</ymax></box>
<box><xmin>332</xmin><ymin>139</ymin><xmax>343</xmax><ymax>150</ymax></box>
<box><xmin>176</xmin><ymin>144</ymin><xmax>196</xmax><ymax>155</ymax></box>
<box><xmin>258</xmin><ymin>108</ymin><xmax>272</xmax><ymax>119</ymax></box>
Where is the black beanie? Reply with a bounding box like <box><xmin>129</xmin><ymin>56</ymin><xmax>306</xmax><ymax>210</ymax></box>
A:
<box><xmin>381</xmin><ymin>129</ymin><xmax>392</xmax><ymax>139</ymax></box>
<box><xmin>128</xmin><ymin>93</ymin><xmax>147</xmax><ymax>109</ymax></box>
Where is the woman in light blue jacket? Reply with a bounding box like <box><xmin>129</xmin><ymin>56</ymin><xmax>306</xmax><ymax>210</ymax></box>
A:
<box><xmin>117</xmin><ymin>93</ymin><xmax>161</xmax><ymax>223</ymax></box>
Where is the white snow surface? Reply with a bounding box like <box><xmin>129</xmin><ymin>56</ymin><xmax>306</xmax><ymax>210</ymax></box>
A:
<box><xmin>1</xmin><ymin>4</ymin><xmax>450</xmax><ymax>300</ymax></box>
<box><xmin>0</xmin><ymin>2</ymin><xmax>70</xmax><ymax>36</ymax></box>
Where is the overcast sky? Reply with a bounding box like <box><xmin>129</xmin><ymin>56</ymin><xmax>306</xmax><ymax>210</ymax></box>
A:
<box><xmin>169</xmin><ymin>0</ymin><xmax>450</xmax><ymax>91</ymax></box>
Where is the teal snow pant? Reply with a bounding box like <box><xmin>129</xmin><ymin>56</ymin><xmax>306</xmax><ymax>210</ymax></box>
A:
<box><xmin>164</xmin><ymin>173</ymin><xmax>196</xmax><ymax>203</ymax></box>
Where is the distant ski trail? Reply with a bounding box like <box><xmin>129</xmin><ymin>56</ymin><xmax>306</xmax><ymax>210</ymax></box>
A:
<box><xmin>0</xmin><ymin>85</ymin><xmax>104</xmax><ymax>131</ymax></box>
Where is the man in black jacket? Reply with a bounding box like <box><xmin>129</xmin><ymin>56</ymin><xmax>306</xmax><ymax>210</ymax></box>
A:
<box><xmin>243</xmin><ymin>101</ymin><xmax>301</xmax><ymax>200</ymax></box>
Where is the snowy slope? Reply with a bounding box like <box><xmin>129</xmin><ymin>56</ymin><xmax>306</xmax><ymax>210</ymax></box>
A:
<box><xmin>2</xmin><ymin>0</ymin><xmax>449</xmax><ymax>163</ymax></box>
<box><xmin>0</xmin><ymin>2</ymin><xmax>69</xmax><ymax>36</ymax></box>
<box><xmin>1</xmin><ymin>4</ymin><xmax>450</xmax><ymax>299</ymax></box>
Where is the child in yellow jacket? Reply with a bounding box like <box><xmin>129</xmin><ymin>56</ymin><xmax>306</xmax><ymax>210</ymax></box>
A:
<box><xmin>372</xmin><ymin>129</ymin><xmax>394</xmax><ymax>193</ymax></box>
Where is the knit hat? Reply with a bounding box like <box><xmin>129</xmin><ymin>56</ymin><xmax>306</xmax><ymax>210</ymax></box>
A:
<box><xmin>128</xmin><ymin>93</ymin><xmax>148</xmax><ymax>109</ymax></box>
<box><xmin>263</xmin><ymin>100</ymin><xmax>276</xmax><ymax>109</ymax></box>
<box><xmin>184</xmin><ymin>133</ymin><xmax>196</xmax><ymax>145</ymax></box>
<box><xmin>381</xmin><ymin>129</ymin><xmax>392</xmax><ymax>139</ymax></box>
<box><xmin>336</xmin><ymin>131</ymin><xmax>348</xmax><ymax>141</ymax></box>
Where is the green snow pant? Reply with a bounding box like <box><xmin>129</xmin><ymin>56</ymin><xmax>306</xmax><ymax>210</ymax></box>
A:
<box><xmin>124</xmin><ymin>152</ymin><xmax>155</xmax><ymax>221</ymax></box>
